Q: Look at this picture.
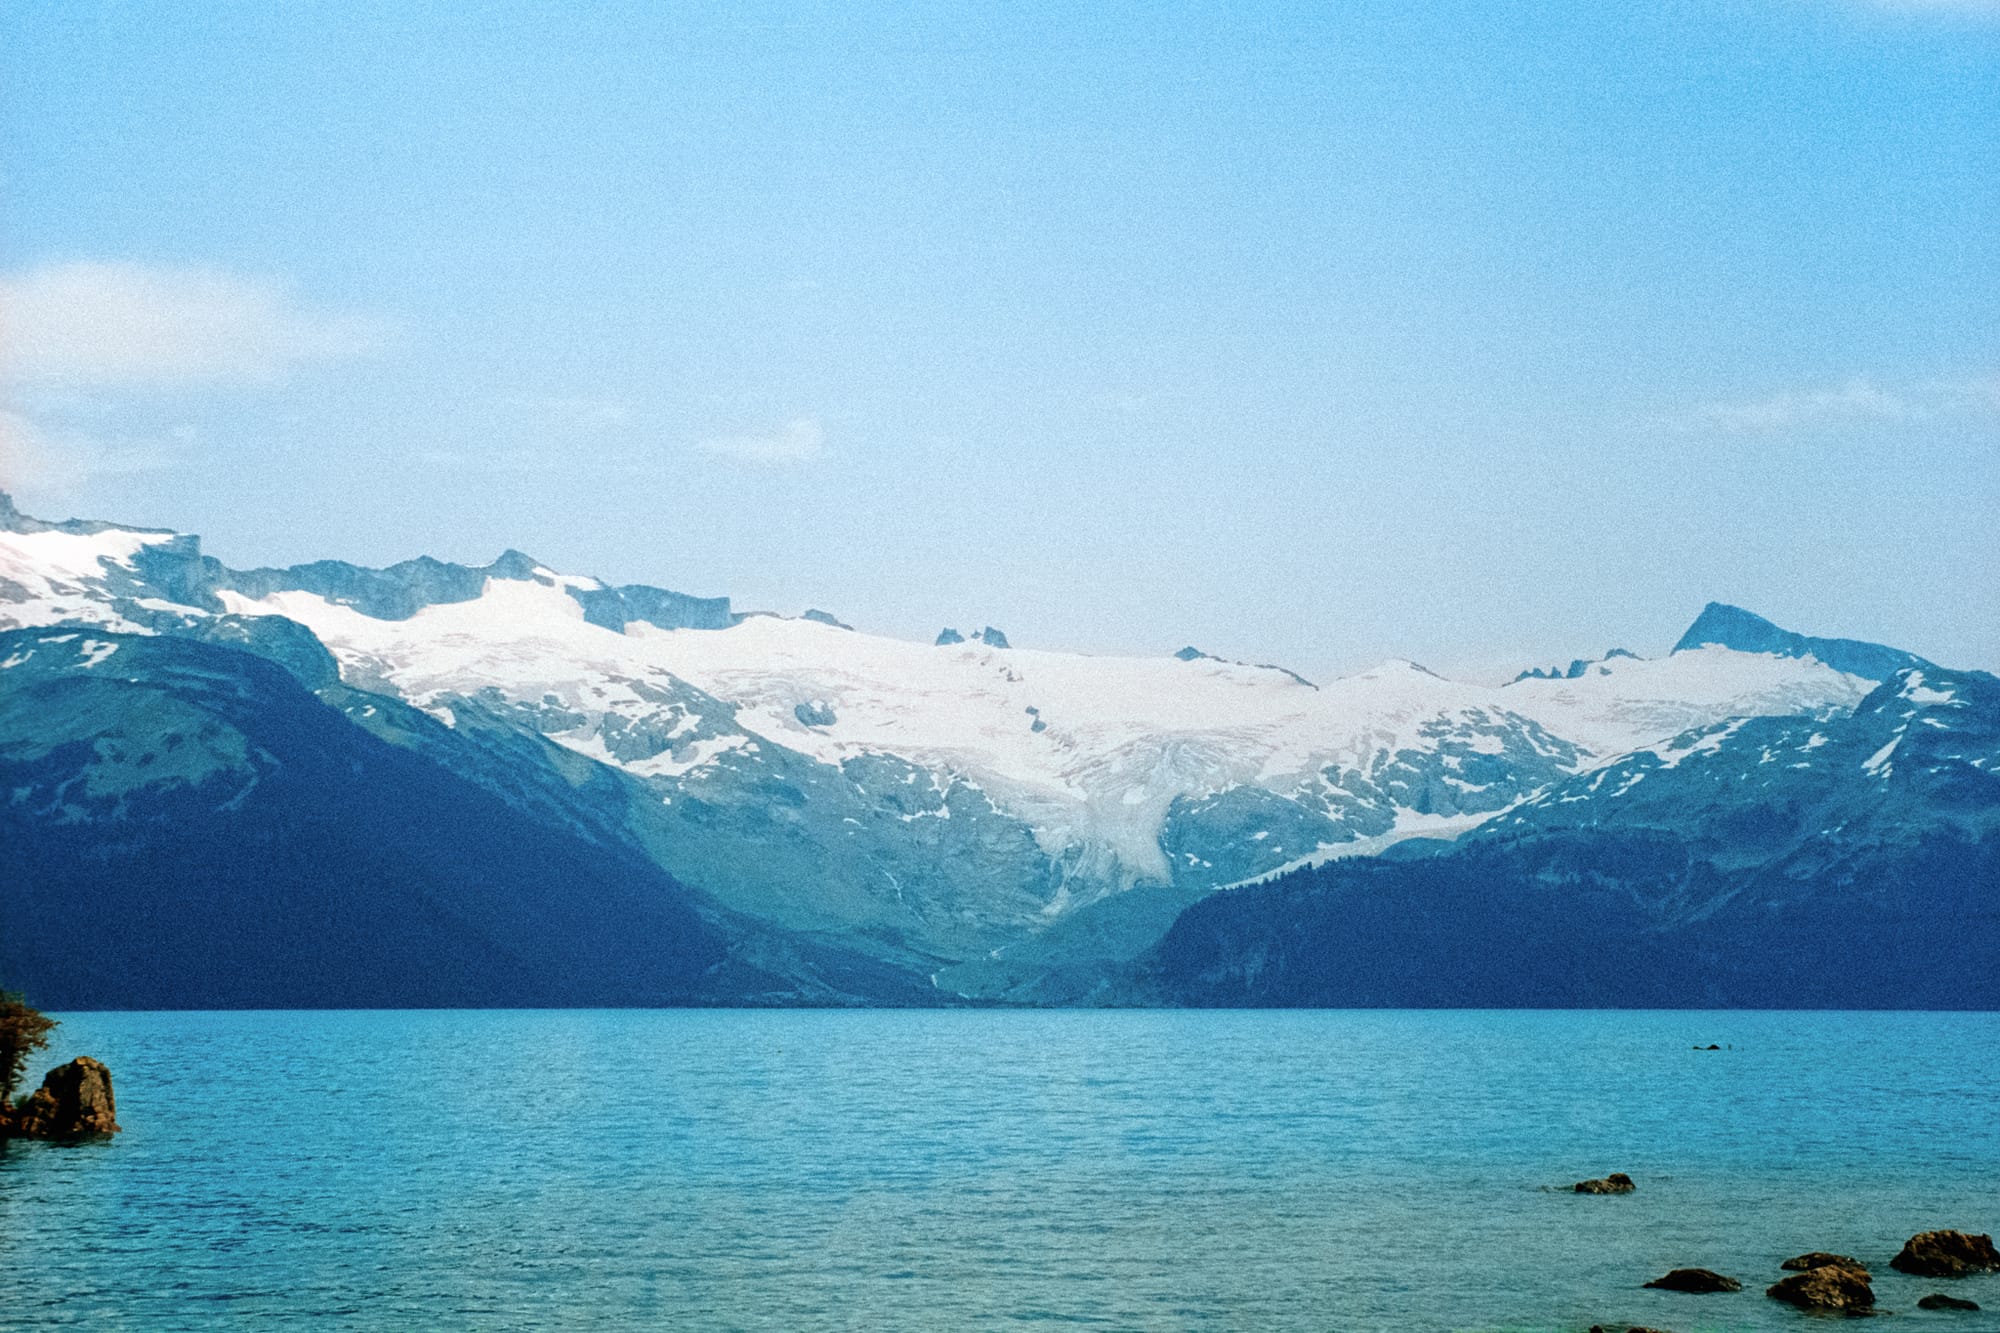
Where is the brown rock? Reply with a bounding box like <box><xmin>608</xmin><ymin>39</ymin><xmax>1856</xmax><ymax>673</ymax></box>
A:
<box><xmin>1590</xmin><ymin>1327</ymin><xmax>1675</xmax><ymax>1332</ymax></box>
<box><xmin>6</xmin><ymin>1057</ymin><xmax>120</xmax><ymax>1139</ymax></box>
<box><xmin>1767</xmin><ymin>1264</ymin><xmax>1875</xmax><ymax>1313</ymax></box>
<box><xmin>1918</xmin><ymin>1294</ymin><xmax>1982</xmax><ymax>1311</ymax></box>
<box><xmin>1575</xmin><ymin>1172</ymin><xmax>1637</xmax><ymax>1194</ymax></box>
<box><xmin>1643</xmin><ymin>1268</ymin><xmax>1741</xmax><ymax>1293</ymax></box>
<box><xmin>1781</xmin><ymin>1251</ymin><xmax>1869</xmax><ymax>1277</ymax></box>
<box><xmin>1891</xmin><ymin>1230</ymin><xmax>2000</xmax><ymax>1279</ymax></box>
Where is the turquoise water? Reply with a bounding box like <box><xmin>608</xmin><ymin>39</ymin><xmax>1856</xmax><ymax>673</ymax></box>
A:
<box><xmin>2</xmin><ymin>1011</ymin><xmax>1996</xmax><ymax>1332</ymax></box>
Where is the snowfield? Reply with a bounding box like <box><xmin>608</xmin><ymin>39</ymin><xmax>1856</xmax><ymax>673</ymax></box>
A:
<box><xmin>207</xmin><ymin>565</ymin><xmax>1871</xmax><ymax>875</ymax></box>
<box><xmin>0</xmin><ymin>502</ymin><xmax>1878</xmax><ymax>899</ymax></box>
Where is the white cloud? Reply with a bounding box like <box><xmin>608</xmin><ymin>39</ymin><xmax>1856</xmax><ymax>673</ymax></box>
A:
<box><xmin>1699</xmin><ymin>377</ymin><xmax>1909</xmax><ymax>433</ymax></box>
<box><xmin>0</xmin><ymin>261</ymin><xmax>388</xmax><ymax>387</ymax></box>
<box><xmin>0</xmin><ymin>409</ymin><xmax>179</xmax><ymax>494</ymax></box>
<box><xmin>696</xmin><ymin>416</ymin><xmax>827</xmax><ymax>465</ymax></box>
<box><xmin>0</xmin><ymin>411</ymin><xmax>55</xmax><ymax>491</ymax></box>
<box><xmin>1933</xmin><ymin>372</ymin><xmax>2000</xmax><ymax>412</ymax></box>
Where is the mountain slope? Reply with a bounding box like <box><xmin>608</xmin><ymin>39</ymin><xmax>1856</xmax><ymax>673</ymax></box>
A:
<box><xmin>0</xmin><ymin>627</ymin><xmax>912</xmax><ymax>1007</ymax></box>
<box><xmin>1674</xmin><ymin>600</ymin><xmax>1931</xmax><ymax>682</ymax></box>
<box><xmin>1134</xmin><ymin>666</ymin><xmax>2000</xmax><ymax>1008</ymax></box>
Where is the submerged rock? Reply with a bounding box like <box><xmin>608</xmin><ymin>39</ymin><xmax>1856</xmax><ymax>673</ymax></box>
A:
<box><xmin>1575</xmin><ymin>1172</ymin><xmax>1637</xmax><ymax>1194</ymax></box>
<box><xmin>1781</xmin><ymin>1252</ymin><xmax>1869</xmax><ymax>1276</ymax></box>
<box><xmin>1919</xmin><ymin>1293</ymin><xmax>1982</xmax><ymax>1311</ymax></box>
<box><xmin>1891</xmin><ymin>1230</ymin><xmax>2000</xmax><ymax>1278</ymax></box>
<box><xmin>1767</xmin><ymin>1264</ymin><xmax>1875</xmax><ymax>1313</ymax></box>
<box><xmin>5</xmin><ymin>1057</ymin><xmax>120</xmax><ymax>1139</ymax></box>
<box><xmin>1644</xmin><ymin>1268</ymin><xmax>1741</xmax><ymax>1294</ymax></box>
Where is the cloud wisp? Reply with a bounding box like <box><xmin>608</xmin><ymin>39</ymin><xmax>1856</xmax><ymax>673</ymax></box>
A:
<box><xmin>1699</xmin><ymin>377</ymin><xmax>1909</xmax><ymax>433</ymax></box>
<box><xmin>1</xmin><ymin>261</ymin><xmax>389</xmax><ymax>388</ymax></box>
<box><xmin>0</xmin><ymin>409</ymin><xmax>182</xmax><ymax>494</ymax></box>
<box><xmin>696</xmin><ymin>416</ymin><xmax>827</xmax><ymax>465</ymax></box>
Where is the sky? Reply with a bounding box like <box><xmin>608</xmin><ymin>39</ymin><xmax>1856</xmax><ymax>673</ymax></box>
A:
<box><xmin>2</xmin><ymin>0</ymin><xmax>1995</xmax><ymax>681</ymax></box>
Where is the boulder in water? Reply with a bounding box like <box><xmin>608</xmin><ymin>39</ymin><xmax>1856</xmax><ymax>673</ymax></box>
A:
<box><xmin>6</xmin><ymin>1057</ymin><xmax>120</xmax><ymax>1139</ymax></box>
<box><xmin>1781</xmin><ymin>1252</ymin><xmax>1869</xmax><ymax>1277</ymax></box>
<box><xmin>1643</xmin><ymin>1268</ymin><xmax>1741</xmax><ymax>1293</ymax></box>
<box><xmin>1575</xmin><ymin>1172</ymin><xmax>1636</xmax><ymax>1194</ymax></box>
<box><xmin>1891</xmin><ymin>1230</ymin><xmax>2000</xmax><ymax>1279</ymax></box>
<box><xmin>1766</xmin><ymin>1264</ymin><xmax>1875</xmax><ymax>1313</ymax></box>
<box><xmin>1919</xmin><ymin>1293</ymin><xmax>1982</xmax><ymax>1311</ymax></box>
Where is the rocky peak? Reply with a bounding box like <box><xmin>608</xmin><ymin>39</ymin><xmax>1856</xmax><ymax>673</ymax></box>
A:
<box><xmin>1674</xmin><ymin>601</ymin><xmax>1927</xmax><ymax>682</ymax></box>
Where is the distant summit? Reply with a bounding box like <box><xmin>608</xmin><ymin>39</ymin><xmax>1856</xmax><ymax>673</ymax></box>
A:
<box><xmin>1674</xmin><ymin>602</ymin><xmax>1929</xmax><ymax>683</ymax></box>
<box><xmin>936</xmin><ymin>625</ymin><xmax>1009</xmax><ymax>648</ymax></box>
<box><xmin>1512</xmin><ymin>648</ymin><xmax>1638</xmax><ymax>683</ymax></box>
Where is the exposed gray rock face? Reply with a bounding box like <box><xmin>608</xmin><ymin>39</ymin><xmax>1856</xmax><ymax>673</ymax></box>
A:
<box><xmin>933</xmin><ymin>625</ymin><xmax>1010</xmax><ymax>648</ymax></box>
<box><xmin>224</xmin><ymin>553</ymin><xmax>502</xmax><ymax>620</ymax></box>
<box><xmin>1159</xmin><ymin>707</ymin><xmax>1582</xmax><ymax>891</ymax></box>
<box><xmin>1891</xmin><ymin>1231</ymin><xmax>2000</xmax><ymax>1278</ymax></box>
<box><xmin>1676</xmin><ymin>600</ymin><xmax>1928</xmax><ymax>681</ymax></box>
<box><xmin>569</xmin><ymin>580</ymin><xmax>733</xmax><ymax>632</ymax></box>
<box><xmin>793</xmin><ymin>700</ymin><xmax>837</xmax><ymax>727</ymax></box>
<box><xmin>1514</xmin><ymin>648</ymin><xmax>1640</xmax><ymax>682</ymax></box>
<box><xmin>5</xmin><ymin>1057</ymin><xmax>120</xmax><ymax>1138</ymax></box>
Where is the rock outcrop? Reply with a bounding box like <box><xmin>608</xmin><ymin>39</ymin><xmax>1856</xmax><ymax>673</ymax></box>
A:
<box><xmin>1891</xmin><ymin>1230</ymin><xmax>2000</xmax><ymax>1279</ymax></box>
<box><xmin>1766</xmin><ymin>1264</ymin><xmax>1875</xmax><ymax>1313</ymax></box>
<box><xmin>4</xmin><ymin>1057</ymin><xmax>120</xmax><ymax>1138</ymax></box>
<box><xmin>1643</xmin><ymin>1268</ymin><xmax>1741</xmax><ymax>1293</ymax></box>
<box><xmin>1575</xmin><ymin>1172</ymin><xmax>1636</xmax><ymax>1194</ymax></box>
<box><xmin>1919</xmin><ymin>1293</ymin><xmax>1982</xmax><ymax>1311</ymax></box>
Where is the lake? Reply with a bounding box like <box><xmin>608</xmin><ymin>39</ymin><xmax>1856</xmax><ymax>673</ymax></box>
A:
<box><xmin>3</xmin><ymin>1010</ymin><xmax>1996</xmax><ymax>1330</ymax></box>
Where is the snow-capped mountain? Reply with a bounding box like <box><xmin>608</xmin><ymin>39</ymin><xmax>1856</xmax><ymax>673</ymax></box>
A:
<box><xmin>1135</xmin><ymin>663</ymin><xmax>2000</xmax><ymax>1008</ymax></box>
<box><xmin>0</xmin><ymin>493</ymin><xmax>1922</xmax><ymax>1002</ymax></box>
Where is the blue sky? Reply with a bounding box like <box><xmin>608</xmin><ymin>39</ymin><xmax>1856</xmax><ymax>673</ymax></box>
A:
<box><xmin>3</xmin><ymin>0</ymin><xmax>1995</xmax><ymax>678</ymax></box>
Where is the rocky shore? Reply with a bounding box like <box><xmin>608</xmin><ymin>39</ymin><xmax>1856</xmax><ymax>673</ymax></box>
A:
<box><xmin>1568</xmin><ymin>1173</ymin><xmax>1993</xmax><ymax>1326</ymax></box>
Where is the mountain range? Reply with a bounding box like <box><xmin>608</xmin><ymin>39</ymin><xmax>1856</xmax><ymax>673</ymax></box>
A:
<box><xmin>2</xmin><ymin>492</ymin><xmax>1991</xmax><ymax>1007</ymax></box>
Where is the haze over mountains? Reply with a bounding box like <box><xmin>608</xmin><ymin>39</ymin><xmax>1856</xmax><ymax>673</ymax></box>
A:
<box><xmin>2</xmin><ymin>493</ymin><xmax>1992</xmax><ymax>1007</ymax></box>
